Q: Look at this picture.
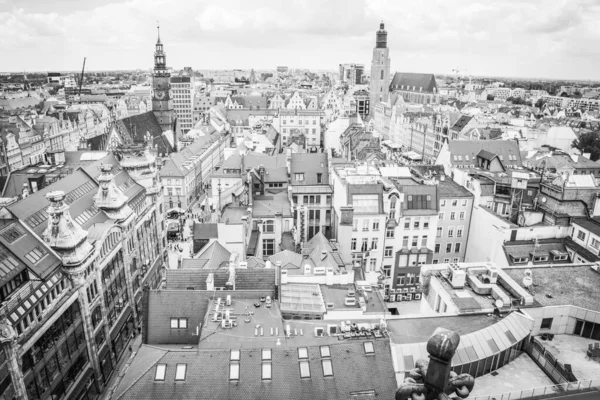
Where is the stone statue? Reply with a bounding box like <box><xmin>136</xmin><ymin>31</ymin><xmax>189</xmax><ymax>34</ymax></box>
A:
<box><xmin>396</xmin><ymin>329</ymin><xmax>475</xmax><ymax>400</ymax></box>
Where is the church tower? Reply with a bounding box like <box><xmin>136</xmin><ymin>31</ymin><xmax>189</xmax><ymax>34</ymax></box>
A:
<box><xmin>152</xmin><ymin>23</ymin><xmax>175</xmax><ymax>132</ymax></box>
<box><xmin>369</xmin><ymin>22</ymin><xmax>391</xmax><ymax>116</ymax></box>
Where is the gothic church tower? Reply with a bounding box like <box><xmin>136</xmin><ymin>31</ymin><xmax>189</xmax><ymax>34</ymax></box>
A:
<box><xmin>152</xmin><ymin>24</ymin><xmax>175</xmax><ymax>132</ymax></box>
<box><xmin>369</xmin><ymin>22</ymin><xmax>391</xmax><ymax>116</ymax></box>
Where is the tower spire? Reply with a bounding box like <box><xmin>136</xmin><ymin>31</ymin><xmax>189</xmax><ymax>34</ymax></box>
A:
<box><xmin>157</xmin><ymin>21</ymin><xmax>161</xmax><ymax>44</ymax></box>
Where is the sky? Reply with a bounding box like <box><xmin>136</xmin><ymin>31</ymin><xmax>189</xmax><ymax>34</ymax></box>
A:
<box><xmin>1</xmin><ymin>0</ymin><xmax>600</xmax><ymax>80</ymax></box>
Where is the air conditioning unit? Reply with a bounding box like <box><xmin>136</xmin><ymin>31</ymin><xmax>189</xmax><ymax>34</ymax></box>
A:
<box><xmin>447</xmin><ymin>264</ymin><xmax>466</xmax><ymax>289</ymax></box>
<box><xmin>484</xmin><ymin>263</ymin><xmax>499</xmax><ymax>284</ymax></box>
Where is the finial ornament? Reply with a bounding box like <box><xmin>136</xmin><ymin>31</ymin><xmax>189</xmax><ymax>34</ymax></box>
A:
<box><xmin>157</xmin><ymin>21</ymin><xmax>161</xmax><ymax>43</ymax></box>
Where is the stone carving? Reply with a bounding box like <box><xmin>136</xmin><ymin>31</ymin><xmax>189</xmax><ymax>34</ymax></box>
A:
<box><xmin>396</xmin><ymin>329</ymin><xmax>475</xmax><ymax>400</ymax></box>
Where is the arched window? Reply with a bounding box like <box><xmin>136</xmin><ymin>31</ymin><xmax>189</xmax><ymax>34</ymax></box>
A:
<box><xmin>380</xmin><ymin>70</ymin><xmax>384</xmax><ymax>80</ymax></box>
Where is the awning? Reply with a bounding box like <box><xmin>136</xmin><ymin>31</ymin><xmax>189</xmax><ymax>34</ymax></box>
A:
<box><xmin>110</xmin><ymin>306</ymin><xmax>132</xmax><ymax>340</ymax></box>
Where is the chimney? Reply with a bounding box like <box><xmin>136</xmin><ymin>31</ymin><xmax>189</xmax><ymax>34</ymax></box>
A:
<box><xmin>226</xmin><ymin>261</ymin><xmax>236</xmax><ymax>290</ymax></box>
<box><xmin>43</xmin><ymin>191</ymin><xmax>93</xmax><ymax>268</ymax></box>
<box><xmin>259</xmin><ymin>165</ymin><xmax>265</xmax><ymax>195</ymax></box>
<box><xmin>206</xmin><ymin>272</ymin><xmax>214</xmax><ymax>291</ymax></box>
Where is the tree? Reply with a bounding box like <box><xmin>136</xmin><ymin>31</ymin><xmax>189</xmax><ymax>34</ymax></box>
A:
<box><xmin>572</xmin><ymin>131</ymin><xmax>600</xmax><ymax>161</ymax></box>
<box><xmin>506</xmin><ymin>96</ymin><xmax>515</xmax><ymax>103</ymax></box>
<box><xmin>535</xmin><ymin>99</ymin><xmax>546</xmax><ymax>108</ymax></box>
<box><xmin>486</xmin><ymin>94</ymin><xmax>495</xmax><ymax>101</ymax></box>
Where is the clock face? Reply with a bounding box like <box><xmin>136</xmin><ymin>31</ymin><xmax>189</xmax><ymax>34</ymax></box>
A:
<box><xmin>155</xmin><ymin>91</ymin><xmax>165</xmax><ymax>100</ymax></box>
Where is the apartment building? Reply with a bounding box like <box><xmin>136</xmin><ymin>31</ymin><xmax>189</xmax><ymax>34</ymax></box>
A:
<box><xmin>274</xmin><ymin>109</ymin><xmax>323</xmax><ymax>151</ymax></box>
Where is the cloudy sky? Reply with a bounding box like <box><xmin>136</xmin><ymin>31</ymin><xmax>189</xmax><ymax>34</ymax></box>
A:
<box><xmin>1</xmin><ymin>0</ymin><xmax>599</xmax><ymax>80</ymax></box>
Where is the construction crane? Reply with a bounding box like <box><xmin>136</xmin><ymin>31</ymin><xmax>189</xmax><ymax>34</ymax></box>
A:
<box><xmin>78</xmin><ymin>57</ymin><xmax>87</xmax><ymax>96</ymax></box>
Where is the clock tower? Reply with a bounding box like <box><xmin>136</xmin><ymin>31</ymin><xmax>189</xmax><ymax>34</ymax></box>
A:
<box><xmin>369</xmin><ymin>22</ymin><xmax>391</xmax><ymax>116</ymax></box>
<box><xmin>152</xmin><ymin>23</ymin><xmax>175</xmax><ymax>132</ymax></box>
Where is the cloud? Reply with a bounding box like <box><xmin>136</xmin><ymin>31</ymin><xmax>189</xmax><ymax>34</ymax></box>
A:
<box><xmin>0</xmin><ymin>0</ymin><xmax>600</xmax><ymax>79</ymax></box>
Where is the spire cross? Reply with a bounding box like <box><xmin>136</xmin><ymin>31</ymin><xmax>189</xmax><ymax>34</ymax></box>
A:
<box><xmin>157</xmin><ymin>21</ymin><xmax>161</xmax><ymax>43</ymax></box>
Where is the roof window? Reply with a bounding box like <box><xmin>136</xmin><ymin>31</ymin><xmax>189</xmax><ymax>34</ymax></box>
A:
<box><xmin>229</xmin><ymin>363</ymin><xmax>240</xmax><ymax>381</ymax></box>
<box><xmin>230</xmin><ymin>349</ymin><xmax>240</xmax><ymax>361</ymax></box>
<box><xmin>175</xmin><ymin>364</ymin><xmax>187</xmax><ymax>381</ymax></box>
<box><xmin>322</xmin><ymin>359</ymin><xmax>334</xmax><ymax>377</ymax></box>
<box><xmin>320</xmin><ymin>346</ymin><xmax>331</xmax><ymax>358</ymax></box>
<box><xmin>154</xmin><ymin>364</ymin><xmax>166</xmax><ymax>381</ymax></box>
<box><xmin>299</xmin><ymin>360</ymin><xmax>311</xmax><ymax>378</ymax></box>
<box><xmin>262</xmin><ymin>349</ymin><xmax>272</xmax><ymax>361</ymax></box>
<box><xmin>298</xmin><ymin>347</ymin><xmax>308</xmax><ymax>359</ymax></box>
<box><xmin>363</xmin><ymin>341</ymin><xmax>375</xmax><ymax>354</ymax></box>
<box><xmin>262</xmin><ymin>362</ymin><xmax>272</xmax><ymax>380</ymax></box>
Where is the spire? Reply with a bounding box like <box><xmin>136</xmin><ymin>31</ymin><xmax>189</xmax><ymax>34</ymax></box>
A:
<box><xmin>157</xmin><ymin>21</ymin><xmax>161</xmax><ymax>44</ymax></box>
<box><xmin>376</xmin><ymin>21</ymin><xmax>387</xmax><ymax>49</ymax></box>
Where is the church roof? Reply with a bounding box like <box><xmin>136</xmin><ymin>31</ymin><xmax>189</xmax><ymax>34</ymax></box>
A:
<box><xmin>389</xmin><ymin>72</ymin><xmax>438</xmax><ymax>94</ymax></box>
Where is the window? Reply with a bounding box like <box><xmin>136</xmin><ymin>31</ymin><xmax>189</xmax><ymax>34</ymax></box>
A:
<box><xmin>353</xmin><ymin>219</ymin><xmax>358</xmax><ymax>231</ymax></box>
<box><xmin>369</xmin><ymin>258</ymin><xmax>377</xmax><ymax>271</ymax></box>
<box><xmin>372</xmin><ymin>220</ymin><xmax>379</xmax><ymax>231</ymax></box>
<box><xmin>439</xmin><ymin>212</ymin><xmax>444</xmax><ymax>220</ymax></box>
<box><xmin>262</xmin><ymin>349</ymin><xmax>272</xmax><ymax>360</ymax></box>
<box><xmin>320</xmin><ymin>346</ymin><xmax>330</xmax><ymax>357</ymax></box>
<box><xmin>262</xmin><ymin>362</ymin><xmax>272</xmax><ymax>380</ymax></box>
<box><xmin>436</xmin><ymin>227</ymin><xmax>443</xmax><ymax>237</ymax></box>
<box><xmin>457</xmin><ymin>226</ymin><xmax>463</xmax><ymax>238</ymax></box>
<box><xmin>295</xmin><ymin>173</ymin><xmax>304</xmax><ymax>182</ymax></box>
<box><xmin>462</xmin><ymin>199</ymin><xmax>468</xmax><ymax>206</ymax></box>
<box><xmin>455</xmin><ymin>243</ymin><xmax>461</xmax><ymax>253</ymax></box>
<box><xmin>155</xmin><ymin>364</ymin><xmax>166</xmax><ymax>381</ymax></box>
<box><xmin>404</xmin><ymin>218</ymin><xmax>411</xmax><ymax>229</ymax></box>
<box><xmin>383</xmin><ymin>265</ymin><xmax>391</xmax><ymax>277</ymax></box>
<box><xmin>452</xmin><ymin>200</ymin><xmax>458</xmax><ymax>207</ymax></box>
<box><xmin>263</xmin><ymin>220</ymin><xmax>274</xmax><ymax>233</ymax></box>
<box><xmin>371</xmin><ymin>238</ymin><xmax>378</xmax><ymax>250</ymax></box>
<box><xmin>175</xmin><ymin>364</ymin><xmax>187</xmax><ymax>381</ymax></box>
<box><xmin>423</xmin><ymin>217</ymin><xmax>430</xmax><ymax>229</ymax></box>
<box><xmin>446</xmin><ymin>243</ymin><xmax>452</xmax><ymax>253</ymax></box>
<box><xmin>440</xmin><ymin>200</ymin><xmax>446</xmax><ymax>207</ymax></box>
<box><xmin>459</xmin><ymin>211</ymin><xmax>465</xmax><ymax>220</ymax></box>
<box><xmin>361</xmin><ymin>238</ymin><xmax>368</xmax><ymax>252</ymax></box>
<box><xmin>541</xmin><ymin>318</ymin><xmax>553</xmax><ymax>329</ymax></box>
<box><xmin>577</xmin><ymin>230</ymin><xmax>586</xmax><ymax>241</ymax></box>
<box><xmin>230</xmin><ymin>349</ymin><xmax>240</xmax><ymax>361</ymax></box>
<box><xmin>298</xmin><ymin>347</ymin><xmax>308</xmax><ymax>359</ymax></box>
<box><xmin>386</xmin><ymin>228</ymin><xmax>394</xmax><ymax>238</ymax></box>
<box><xmin>170</xmin><ymin>318</ymin><xmax>188</xmax><ymax>329</ymax></box>
<box><xmin>592</xmin><ymin>238</ymin><xmax>600</xmax><ymax>249</ymax></box>
<box><xmin>363</xmin><ymin>219</ymin><xmax>370</xmax><ymax>231</ymax></box>
<box><xmin>299</xmin><ymin>360</ymin><xmax>311</xmax><ymax>378</ymax></box>
<box><xmin>322</xmin><ymin>359</ymin><xmax>333</xmax><ymax>377</ymax></box>
<box><xmin>434</xmin><ymin>244</ymin><xmax>440</xmax><ymax>253</ymax></box>
<box><xmin>263</xmin><ymin>239</ymin><xmax>275</xmax><ymax>256</ymax></box>
<box><xmin>397</xmin><ymin>273</ymin><xmax>405</xmax><ymax>285</ymax></box>
<box><xmin>402</xmin><ymin>236</ymin><xmax>409</xmax><ymax>247</ymax></box>
<box><xmin>447</xmin><ymin>227</ymin><xmax>454</xmax><ymax>237</ymax></box>
<box><xmin>351</xmin><ymin>238</ymin><xmax>357</xmax><ymax>251</ymax></box>
<box><xmin>450</xmin><ymin>212</ymin><xmax>456</xmax><ymax>220</ymax></box>
<box><xmin>411</xmin><ymin>237</ymin><xmax>418</xmax><ymax>247</ymax></box>
<box><xmin>363</xmin><ymin>342</ymin><xmax>375</xmax><ymax>354</ymax></box>
<box><xmin>384</xmin><ymin>247</ymin><xmax>393</xmax><ymax>258</ymax></box>
<box><xmin>317</xmin><ymin>173</ymin><xmax>322</xmax><ymax>184</ymax></box>
<box><xmin>421</xmin><ymin>236</ymin><xmax>428</xmax><ymax>247</ymax></box>
<box><xmin>229</xmin><ymin>363</ymin><xmax>240</xmax><ymax>380</ymax></box>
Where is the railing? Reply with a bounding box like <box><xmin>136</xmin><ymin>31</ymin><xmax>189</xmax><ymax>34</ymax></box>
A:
<box><xmin>470</xmin><ymin>378</ymin><xmax>600</xmax><ymax>400</ymax></box>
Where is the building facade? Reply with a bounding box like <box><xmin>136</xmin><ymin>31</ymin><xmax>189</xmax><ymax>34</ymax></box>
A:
<box><xmin>170</xmin><ymin>76</ymin><xmax>193</xmax><ymax>133</ymax></box>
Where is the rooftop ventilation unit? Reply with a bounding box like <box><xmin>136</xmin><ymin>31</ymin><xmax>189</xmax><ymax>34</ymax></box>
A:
<box><xmin>447</xmin><ymin>263</ymin><xmax>466</xmax><ymax>289</ymax></box>
<box><xmin>484</xmin><ymin>263</ymin><xmax>499</xmax><ymax>284</ymax></box>
<box><xmin>345</xmin><ymin>297</ymin><xmax>357</xmax><ymax>306</ymax></box>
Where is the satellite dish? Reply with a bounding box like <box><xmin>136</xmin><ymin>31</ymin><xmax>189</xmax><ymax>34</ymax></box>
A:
<box><xmin>541</xmin><ymin>197</ymin><xmax>547</xmax><ymax>203</ymax></box>
<box><xmin>523</xmin><ymin>276</ymin><xmax>533</xmax><ymax>287</ymax></box>
<box><xmin>495</xmin><ymin>299</ymin><xmax>504</xmax><ymax>308</ymax></box>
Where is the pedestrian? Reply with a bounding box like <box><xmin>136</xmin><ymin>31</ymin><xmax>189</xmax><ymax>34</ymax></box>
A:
<box><xmin>129</xmin><ymin>345</ymin><xmax>133</xmax><ymax>353</ymax></box>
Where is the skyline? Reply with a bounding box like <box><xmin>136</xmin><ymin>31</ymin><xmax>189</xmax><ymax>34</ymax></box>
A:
<box><xmin>1</xmin><ymin>0</ymin><xmax>600</xmax><ymax>80</ymax></box>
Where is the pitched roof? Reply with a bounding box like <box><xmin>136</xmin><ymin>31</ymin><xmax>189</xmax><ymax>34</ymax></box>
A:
<box><xmin>447</xmin><ymin>140</ymin><xmax>522</xmax><ymax>167</ymax></box>
<box><xmin>165</xmin><ymin>268</ymin><xmax>276</xmax><ymax>291</ymax></box>
<box><xmin>114</xmin><ymin>340</ymin><xmax>397</xmax><ymax>400</ymax></box>
<box><xmin>114</xmin><ymin>111</ymin><xmax>174</xmax><ymax>154</ymax></box>
<box><xmin>389</xmin><ymin>72</ymin><xmax>438</xmax><ymax>93</ymax></box>
<box><xmin>290</xmin><ymin>153</ymin><xmax>329</xmax><ymax>185</ymax></box>
<box><xmin>268</xmin><ymin>250</ymin><xmax>303</xmax><ymax>270</ymax></box>
<box><xmin>182</xmin><ymin>241</ymin><xmax>231</xmax><ymax>269</ymax></box>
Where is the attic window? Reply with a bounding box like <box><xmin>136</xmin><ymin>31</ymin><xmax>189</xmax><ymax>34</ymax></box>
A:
<box><xmin>533</xmin><ymin>255</ymin><xmax>548</xmax><ymax>262</ymax></box>
<box><xmin>175</xmin><ymin>364</ymin><xmax>187</xmax><ymax>381</ymax></box>
<box><xmin>322</xmin><ymin>359</ymin><xmax>334</xmax><ymax>377</ymax></box>
<box><xmin>154</xmin><ymin>364</ymin><xmax>167</xmax><ymax>381</ymax></box>
<box><xmin>230</xmin><ymin>349</ymin><xmax>240</xmax><ymax>361</ymax></box>
<box><xmin>363</xmin><ymin>341</ymin><xmax>375</xmax><ymax>354</ymax></box>
<box><xmin>299</xmin><ymin>360</ymin><xmax>311</xmax><ymax>378</ymax></box>
<box><xmin>511</xmin><ymin>256</ymin><xmax>528</xmax><ymax>264</ymax></box>
<box><xmin>298</xmin><ymin>347</ymin><xmax>308</xmax><ymax>359</ymax></box>
<box><xmin>320</xmin><ymin>346</ymin><xmax>331</xmax><ymax>358</ymax></box>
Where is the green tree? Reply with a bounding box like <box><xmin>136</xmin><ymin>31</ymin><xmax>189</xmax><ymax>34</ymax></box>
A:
<box><xmin>534</xmin><ymin>99</ymin><xmax>546</xmax><ymax>108</ymax></box>
<box><xmin>486</xmin><ymin>94</ymin><xmax>495</xmax><ymax>101</ymax></box>
<box><xmin>572</xmin><ymin>131</ymin><xmax>600</xmax><ymax>161</ymax></box>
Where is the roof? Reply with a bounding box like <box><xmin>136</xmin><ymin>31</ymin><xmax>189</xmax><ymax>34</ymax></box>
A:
<box><xmin>165</xmin><ymin>268</ymin><xmax>277</xmax><ymax>291</ymax></box>
<box><xmin>504</xmin><ymin>265</ymin><xmax>600</xmax><ymax>312</ymax></box>
<box><xmin>114</xmin><ymin>340</ymin><xmax>397</xmax><ymax>400</ymax></box>
<box><xmin>389</xmin><ymin>72</ymin><xmax>438</xmax><ymax>93</ymax></box>
<box><xmin>290</xmin><ymin>153</ymin><xmax>329</xmax><ymax>185</ymax></box>
<box><xmin>193</xmin><ymin>223</ymin><xmax>218</xmax><ymax>240</ymax></box>
<box><xmin>451</xmin><ymin>115</ymin><xmax>473</xmax><ymax>132</ymax></box>
<box><xmin>252</xmin><ymin>192</ymin><xmax>292</xmax><ymax>218</ymax></box>
<box><xmin>113</xmin><ymin>111</ymin><xmax>175</xmax><ymax>155</ymax></box>
<box><xmin>572</xmin><ymin>218</ymin><xmax>600</xmax><ymax>237</ymax></box>
<box><xmin>436</xmin><ymin>178</ymin><xmax>474</xmax><ymax>199</ymax></box>
<box><xmin>447</xmin><ymin>140</ymin><xmax>523</xmax><ymax>167</ymax></box>
<box><xmin>269</xmin><ymin>250</ymin><xmax>303</xmax><ymax>270</ymax></box>
<box><xmin>182</xmin><ymin>241</ymin><xmax>231</xmax><ymax>269</ymax></box>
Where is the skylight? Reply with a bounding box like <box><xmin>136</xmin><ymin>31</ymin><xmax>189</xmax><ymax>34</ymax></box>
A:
<box><xmin>230</xmin><ymin>349</ymin><xmax>240</xmax><ymax>361</ymax></box>
<box><xmin>299</xmin><ymin>360</ymin><xmax>311</xmax><ymax>378</ymax></box>
<box><xmin>298</xmin><ymin>347</ymin><xmax>308</xmax><ymax>359</ymax></box>
<box><xmin>262</xmin><ymin>362</ymin><xmax>272</xmax><ymax>380</ymax></box>
<box><xmin>363</xmin><ymin>341</ymin><xmax>375</xmax><ymax>354</ymax></box>
<box><xmin>175</xmin><ymin>364</ymin><xmax>187</xmax><ymax>381</ymax></box>
<box><xmin>322</xmin><ymin>359</ymin><xmax>333</xmax><ymax>377</ymax></box>
<box><xmin>229</xmin><ymin>363</ymin><xmax>240</xmax><ymax>380</ymax></box>
<box><xmin>262</xmin><ymin>349</ymin><xmax>272</xmax><ymax>361</ymax></box>
<box><xmin>154</xmin><ymin>364</ymin><xmax>166</xmax><ymax>381</ymax></box>
<box><xmin>320</xmin><ymin>346</ymin><xmax>330</xmax><ymax>358</ymax></box>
